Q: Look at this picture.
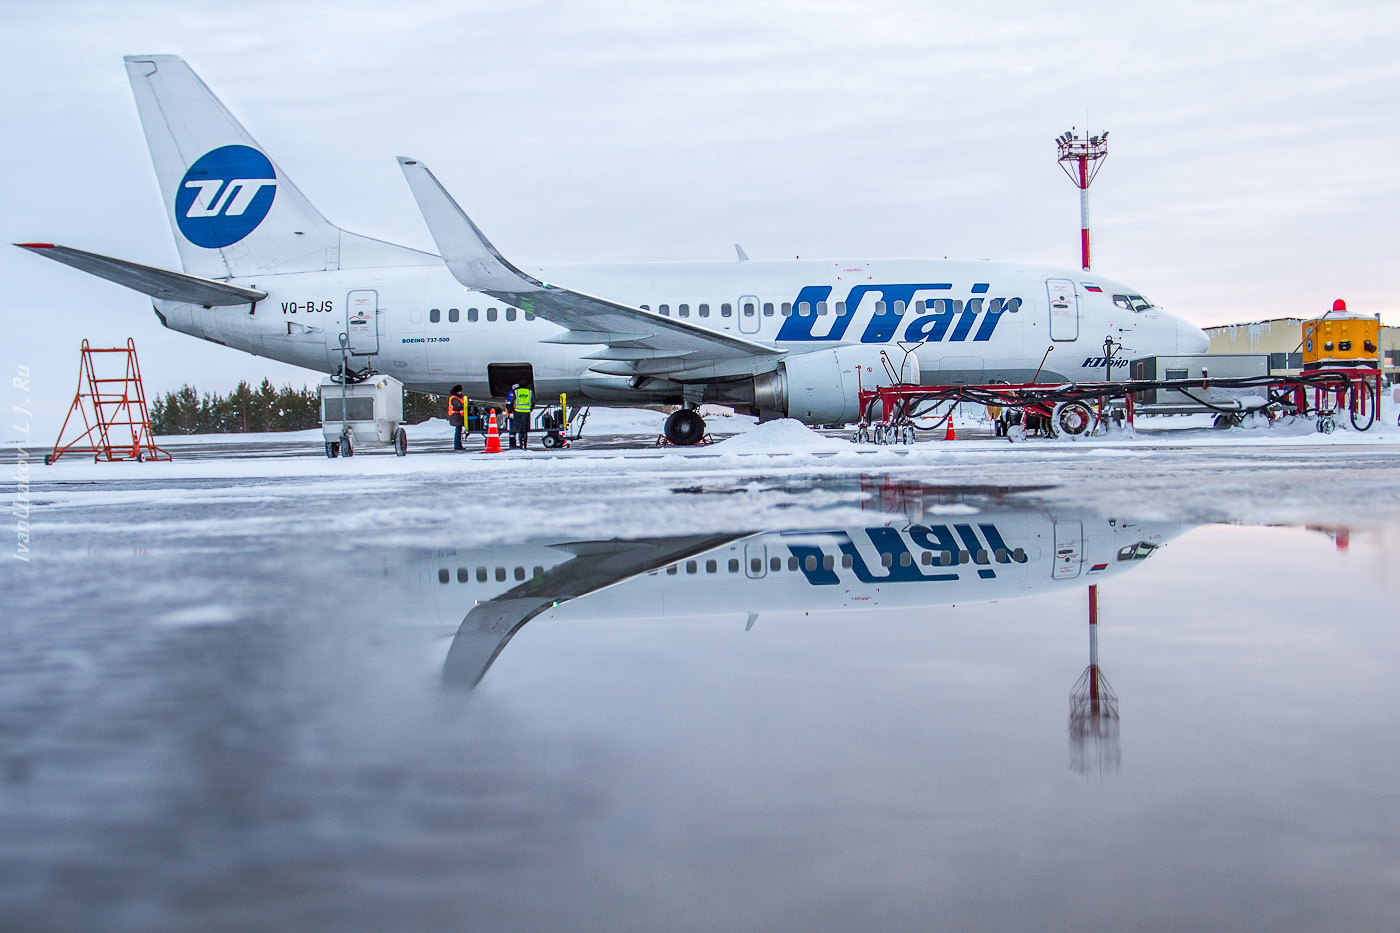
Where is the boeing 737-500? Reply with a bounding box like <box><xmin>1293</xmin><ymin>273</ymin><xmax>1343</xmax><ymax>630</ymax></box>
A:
<box><xmin>20</xmin><ymin>55</ymin><xmax>1209</xmax><ymax>444</ymax></box>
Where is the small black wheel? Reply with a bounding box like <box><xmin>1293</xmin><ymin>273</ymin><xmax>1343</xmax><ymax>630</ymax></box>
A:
<box><xmin>43</xmin><ymin>454</ymin><xmax>52</xmax><ymax>466</ymax></box>
<box><xmin>542</xmin><ymin>433</ymin><xmax>561</xmax><ymax>449</ymax></box>
<box><xmin>394</xmin><ymin>427</ymin><xmax>408</xmax><ymax>456</ymax></box>
<box><xmin>341</xmin><ymin>434</ymin><xmax>354</xmax><ymax>457</ymax></box>
<box><xmin>663</xmin><ymin>408</ymin><xmax>706</xmax><ymax>446</ymax></box>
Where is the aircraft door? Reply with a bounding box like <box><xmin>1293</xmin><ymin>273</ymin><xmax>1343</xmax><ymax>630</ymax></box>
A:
<box><xmin>1052</xmin><ymin>520</ymin><xmax>1084</xmax><ymax>579</ymax></box>
<box><xmin>345</xmin><ymin>289</ymin><xmax>380</xmax><ymax>355</ymax></box>
<box><xmin>744</xmin><ymin>541</ymin><xmax>767</xmax><ymax>578</ymax></box>
<box><xmin>738</xmin><ymin>295</ymin><xmax>762</xmax><ymax>335</ymax></box>
<box><xmin>1046</xmin><ymin>278</ymin><xmax>1079</xmax><ymax>341</ymax></box>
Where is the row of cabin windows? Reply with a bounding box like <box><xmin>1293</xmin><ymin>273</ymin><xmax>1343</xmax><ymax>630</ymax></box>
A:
<box><xmin>639</xmin><ymin>299</ymin><xmax>967</xmax><ymax>319</ymax></box>
<box><xmin>427</xmin><ymin>307</ymin><xmax>536</xmax><ymax>324</ymax></box>
<box><xmin>439</xmin><ymin>565</ymin><xmax>546</xmax><ymax>584</ymax></box>
<box><xmin>438</xmin><ymin>545</ymin><xmax>1030</xmax><ymax>585</ymax></box>
<box><xmin>661</xmin><ymin>546</ymin><xmax>1027</xmax><ymax>576</ymax></box>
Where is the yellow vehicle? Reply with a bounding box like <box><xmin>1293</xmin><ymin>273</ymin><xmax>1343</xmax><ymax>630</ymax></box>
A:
<box><xmin>1303</xmin><ymin>301</ymin><xmax>1380</xmax><ymax>368</ymax></box>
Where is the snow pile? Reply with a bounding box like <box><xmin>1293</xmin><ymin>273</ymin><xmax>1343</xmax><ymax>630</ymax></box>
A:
<box><xmin>709</xmin><ymin>418</ymin><xmax>851</xmax><ymax>453</ymax></box>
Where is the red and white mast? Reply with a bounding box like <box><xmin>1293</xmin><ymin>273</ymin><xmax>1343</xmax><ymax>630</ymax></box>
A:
<box><xmin>1056</xmin><ymin>128</ymin><xmax>1109</xmax><ymax>271</ymax></box>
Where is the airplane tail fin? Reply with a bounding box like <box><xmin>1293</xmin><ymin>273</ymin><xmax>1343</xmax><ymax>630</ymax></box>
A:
<box><xmin>123</xmin><ymin>55</ymin><xmax>432</xmax><ymax>280</ymax></box>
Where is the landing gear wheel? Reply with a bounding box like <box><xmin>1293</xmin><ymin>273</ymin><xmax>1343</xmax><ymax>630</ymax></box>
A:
<box><xmin>664</xmin><ymin>408</ymin><xmax>706</xmax><ymax>446</ymax></box>
<box><xmin>1050</xmin><ymin>401</ymin><xmax>1094</xmax><ymax>437</ymax></box>
<box><xmin>393</xmin><ymin>427</ymin><xmax>408</xmax><ymax>456</ymax></box>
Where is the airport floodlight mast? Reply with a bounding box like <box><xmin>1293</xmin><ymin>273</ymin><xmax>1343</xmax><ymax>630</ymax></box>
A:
<box><xmin>1056</xmin><ymin>128</ymin><xmax>1109</xmax><ymax>271</ymax></box>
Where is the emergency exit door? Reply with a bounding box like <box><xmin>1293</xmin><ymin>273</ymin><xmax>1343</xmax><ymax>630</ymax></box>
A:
<box><xmin>345</xmin><ymin>289</ymin><xmax>380</xmax><ymax>355</ymax></box>
<box><xmin>744</xmin><ymin>541</ymin><xmax>767</xmax><ymax>578</ymax></box>
<box><xmin>738</xmin><ymin>295</ymin><xmax>762</xmax><ymax>334</ymax></box>
<box><xmin>1046</xmin><ymin>278</ymin><xmax>1079</xmax><ymax>341</ymax></box>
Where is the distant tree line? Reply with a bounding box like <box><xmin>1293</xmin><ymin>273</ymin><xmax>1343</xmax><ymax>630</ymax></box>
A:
<box><xmin>148</xmin><ymin>381</ymin><xmax>449</xmax><ymax>435</ymax></box>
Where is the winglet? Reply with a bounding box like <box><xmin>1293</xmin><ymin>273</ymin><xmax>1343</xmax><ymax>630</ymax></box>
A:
<box><xmin>396</xmin><ymin>157</ymin><xmax>541</xmax><ymax>292</ymax></box>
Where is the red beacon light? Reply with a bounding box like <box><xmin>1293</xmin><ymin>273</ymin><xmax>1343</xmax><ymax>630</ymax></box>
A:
<box><xmin>1332</xmin><ymin>298</ymin><xmax>1347</xmax><ymax>313</ymax></box>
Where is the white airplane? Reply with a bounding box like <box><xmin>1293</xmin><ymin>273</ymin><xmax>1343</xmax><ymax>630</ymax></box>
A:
<box><xmin>19</xmin><ymin>55</ymin><xmax>1210</xmax><ymax>445</ymax></box>
<box><xmin>406</xmin><ymin>484</ymin><xmax>1188</xmax><ymax>688</ymax></box>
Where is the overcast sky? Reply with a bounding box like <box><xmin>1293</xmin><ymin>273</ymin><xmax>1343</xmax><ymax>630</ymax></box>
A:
<box><xmin>3</xmin><ymin>0</ymin><xmax>1397</xmax><ymax>437</ymax></box>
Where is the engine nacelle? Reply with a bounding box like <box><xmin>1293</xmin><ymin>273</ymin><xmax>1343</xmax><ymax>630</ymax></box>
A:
<box><xmin>756</xmin><ymin>346</ymin><xmax>920</xmax><ymax>425</ymax></box>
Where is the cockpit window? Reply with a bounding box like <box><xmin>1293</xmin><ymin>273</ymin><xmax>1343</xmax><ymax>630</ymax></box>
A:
<box><xmin>1116</xmin><ymin>541</ymin><xmax>1158</xmax><ymax>561</ymax></box>
<box><xmin>1112</xmin><ymin>293</ymin><xmax>1154</xmax><ymax>313</ymax></box>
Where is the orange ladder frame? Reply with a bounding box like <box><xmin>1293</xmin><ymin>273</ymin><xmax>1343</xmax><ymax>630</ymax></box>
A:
<box><xmin>46</xmin><ymin>339</ymin><xmax>171</xmax><ymax>464</ymax></box>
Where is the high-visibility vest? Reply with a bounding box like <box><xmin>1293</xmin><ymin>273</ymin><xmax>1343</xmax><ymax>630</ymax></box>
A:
<box><xmin>448</xmin><ymin>393</ymin><xmax>465</xmax><ymax>418</ymax></box>
<box><xmin>512</xmin><ymin>388</ymin><xmax>533</xmax><ymax>413</ymax></box>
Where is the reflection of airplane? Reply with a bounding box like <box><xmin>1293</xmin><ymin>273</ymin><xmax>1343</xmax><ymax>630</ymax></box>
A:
<box><xmin>423</xmin><ymin>490</ymin><xmax>1186</xmax><ymax>689</ymax></box>
<box><xmin>19</xmin><ymin>55</ymin><xmax>1208</xmax><ymax>445</ymax></box>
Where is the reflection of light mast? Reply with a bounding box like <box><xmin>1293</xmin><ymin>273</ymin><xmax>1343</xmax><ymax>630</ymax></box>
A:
<box><xmin>1056</xmin><ymin>128</ymin><xmax>1109</xmax><ymax>271</ymax></box>
<box><xmin>1069</xmin><ymin>583</ymin><xmax>1120</xmax><ymax>775</ymax></box>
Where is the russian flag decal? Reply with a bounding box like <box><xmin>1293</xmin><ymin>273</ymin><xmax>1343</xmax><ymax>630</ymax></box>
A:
<box><xmin>1082</xmin><ymin>284</ymin><xmax>1103</xmax><ymax>293</ymax></box>
<box><xmin>1088</xmin><ymin>563</ymin><xmax>1108</xmax><ymax>573</ymax></box>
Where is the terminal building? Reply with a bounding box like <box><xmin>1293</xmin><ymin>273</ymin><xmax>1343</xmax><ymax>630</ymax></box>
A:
<box><xmin>1205</xmin><ymin>317</ymin><xmax>1400</xmax><ymax>384</ymax></box>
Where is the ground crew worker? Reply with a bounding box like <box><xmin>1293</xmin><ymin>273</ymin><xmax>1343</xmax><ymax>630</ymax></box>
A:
<box><xmin>448</xmin><ymin>385</ymin><xmax>466</xmax><ymax>451</ymax></box>
<box><xmin>507</xmin><ymin>383</ymin><xmax>533</xmax><ymax>449</ymax></box>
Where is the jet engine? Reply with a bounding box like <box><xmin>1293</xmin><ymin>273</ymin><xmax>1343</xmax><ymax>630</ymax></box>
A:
<box><xmin>753</xmin><ymin>346</ymin><xmax>920</xmax><ymax>424</ymax></box>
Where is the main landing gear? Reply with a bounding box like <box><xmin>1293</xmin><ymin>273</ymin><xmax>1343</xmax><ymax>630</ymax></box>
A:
<box><xmin>663</xmin><ymin>407</ymin><xmax>707</xmax><ymax>446</ymax></box>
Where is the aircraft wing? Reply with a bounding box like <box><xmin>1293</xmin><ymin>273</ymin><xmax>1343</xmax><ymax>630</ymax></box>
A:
<box><xmin>15</xmin><ymin>243</ymin><xmax>267</xmax><ymax>307</ymax></box>
<box><xmin>397</xmin><ymin>158</ymin><xmax>782</xmax><ymax>383</ymax></box>
<box><xmin>442</xmin><ymin>534</ymin><xmax>746</xmax><ymax>688</ymax></box>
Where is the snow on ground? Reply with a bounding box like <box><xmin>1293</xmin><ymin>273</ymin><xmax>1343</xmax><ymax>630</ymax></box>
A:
<box><xmin>710</xmin><ymin>419</ymin><xmax>851</xmax><ymax>453</ymax></box>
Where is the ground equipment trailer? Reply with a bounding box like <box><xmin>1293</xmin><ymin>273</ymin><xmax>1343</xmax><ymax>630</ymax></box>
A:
<box><xmin>320</xmin><ymin>373</ymin><xmax>409</xmax><ymax>457</ymax></box>
<box><xmin>854</xmin><ymin>365</ymin><xmax>1383</xmax><ymax>442</ymax></box>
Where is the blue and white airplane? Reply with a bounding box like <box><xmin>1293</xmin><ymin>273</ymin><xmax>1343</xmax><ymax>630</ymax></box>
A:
<box><xmin>19</xmin><ymin>55</ymin><xmax>1209</xmax><ymax>444</ymax></box>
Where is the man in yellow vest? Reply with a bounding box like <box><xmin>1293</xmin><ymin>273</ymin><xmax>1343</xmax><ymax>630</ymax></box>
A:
<box><xmin>448</xmin><ymin>385</ymin><xmax>466</xmax><ymax>451</ymax></box>
<box><xmin>507</xmin><ymin>383</ymin><xmax>533</xmax><ymax>449</ymax></box>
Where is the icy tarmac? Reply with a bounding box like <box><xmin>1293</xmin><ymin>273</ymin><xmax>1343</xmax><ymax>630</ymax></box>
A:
<box><xmin>3</xmin><ymin>421</ymin><xmax>1400</xmax><ymax>932</ymax></box>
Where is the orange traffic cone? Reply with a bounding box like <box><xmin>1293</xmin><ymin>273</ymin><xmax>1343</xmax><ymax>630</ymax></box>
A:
<box><xmin>483</xmin><ymin>409</ymin><xmax>502</xmax><ymax>453</ymax></box>
<box><xmin>944</xmin><ymin>415</ymin><xmax>956</xmax><ymax>441</ymax></box>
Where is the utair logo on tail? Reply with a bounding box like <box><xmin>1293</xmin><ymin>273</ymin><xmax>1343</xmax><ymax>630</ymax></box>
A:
<box><xmin>174</xmin><ymin>145</ymin><xmax>277</xmax><ymax>248</ymax></box>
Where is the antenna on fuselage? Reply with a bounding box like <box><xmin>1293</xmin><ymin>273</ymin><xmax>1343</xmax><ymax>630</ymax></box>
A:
<box><xmin>734</xmin><ymin>244</ymin><xmax>750</xmax><ymax>262</ymax></box>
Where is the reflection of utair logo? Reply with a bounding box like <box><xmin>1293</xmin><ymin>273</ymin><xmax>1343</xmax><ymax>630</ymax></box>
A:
<box><xmin>175</xmin><ymin>145</ymin><xmax>277</xmax><ymax>248</ymax></box>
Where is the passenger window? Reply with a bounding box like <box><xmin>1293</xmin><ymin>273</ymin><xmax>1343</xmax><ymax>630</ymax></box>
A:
<box><xmin>817</xmin><ymin>301</ymin><xmax>828</xmax><ymax>316</ymax></box>
<box><xmin>743</xmin><ymin>301</ymin><xmax>755</xmax><ymax>316</ymax></box>
<box><xmin>769</xmin><ymin>556</ymin><xmax>781</xmax><ymax>571</ymax></box>
<box><xmin>763</xmin><ymin>302</ymin><xmax>774</xmax><ymax>316</ymax></box>
<box><xmin>448</xmin><ymin>308</ymin><xmax>459</xmax><ymax>323</ymax></box>
<box><xmin>438</xmin><ymin>568</ymin><xmax>449</xmax><ymax>583</ymax></box>
<box><xmin>525</xmin><ymin>311</ymin><xmax>535</xmax><ymax>321</ymax></box>
<box><xmin>706</xmin><ymin>559</ymin><xmax>717</xmax><ymax>573</ymax></box>
<box><xmin>476</xmin><ymin>567</ymin><xmax>487</xmax><ymax>582</ymax></box>
<box><xmin>457</xmin><ymin>567</ymin><xmax>468</xmax><ymax>582</ymax></box>
<box><xmin>666</xmin><ymin>565</ymin><xmax>677</xmax><ymax>575</ymax></box>
<box><xmin>640</xmin><ymin>304</ymin><xmax>650</xmax><ymax>311</ymax></box>
<box><xmin>721</xmin><ymin>303</ymin><xmax>732</xmax><ymax>317</ymax></box>
<box><xmin>698</xmin><ymin>303</ymin><xmax>710</xmax><ymax>317</ymax></box>
<box><xmin>495</xmin><ymin>567</ymin><xmax>506</xmax><ymax>581</ymax></box>
<box><xmin>731</xmin><ymin>558</ymin><xmax>742</xmax><ymax>573</ymax></box>
<box><xmin>487</xmin><ymin>308</ymin><xmax>498</xmax><ymax>322</ymax></box>
<box><xmin>805</xmin><ymin>555</ymin><xmax>817</xmax><ymax>571</ymax></box>
<box><xmin>894</xmin><ymin>300</ymin><xmax>906</xmax><ymax>315</ymax></box>
<box><xmin>822</xmin><ymin>554</ymin><xmax>835</xmax><ymax>570</ymax></box>
<box><xmin>788</xmin><ymin>556</ymin><xmax>799</xmax><ymax>570</ymax></box>
<box><xmin>680</xmin><ymin>303</ymin><xmax>691</xmax><ymax>316</ymax></box>
<box><xmin>915</xmin><ymin>300</ymin><xmax>926</xmax><ymax>313</ymax></box>
<box><xmin>659</xmin><ymin>304</ymin><xmax>670</xmax><ymax>315</ymax></box>
<box><xmin>514</xmin><ymin>566</ymin><xmax>525</xmax><ymax>580</ymax></box>
<box><xmin>798</xmin><ymin>302</ymin><xmax>811</xmax><ymax>317</ymax></box>
<box><xmin>875</xmin><ymin>301</ymin><xmax>887</xmax><ymax>315</ymax></box>
<box><xmin>899</xmin><ymin>552</ymin><xmax>911</xmax><ymax>567</ymax></box>
<box><xmin>842</xmin><ymin>554</ymin><xmax>853</xmax><ymax>568</ymax></box>
<box><xmin>686</xmin><ymin>560</ymin><xmax>697</xmax><ymax>574</ymax></box>
<box><xmin>751</xmin><ymin>557</ymin><xmax>763</xmax><ymax>573</ymax></box>
<box><xmin>533</xmin><ymin>566</ymin><xmax>543</xmax><ymax>578</ymax></box>
<box><xmin>429</xmin><ymin>308</ymin><xmax>441</xmax><ymax>323</ymax></box>
<box><xmin>781</xmin><ymin>302</ymin><xmax>792</xmax><ymax>317</ymax></box>
<box><xmin>921</xmin><ymin>552</ymin><xmax>932</xmax><ymax>565</ymax></box>
<box><xmin>506</xmin><ymin>308</ymin><xmax>517</xmax><ymax>321</ymax></box>
<box><xmin>468</xmin><ymin>308</ymin><xmax>479</xmax><ymax>322</ymax></box>
<box><xmin>835</xmin><ymin>301</ymin><xmax>846</xmax><ymax>315</ymax></box>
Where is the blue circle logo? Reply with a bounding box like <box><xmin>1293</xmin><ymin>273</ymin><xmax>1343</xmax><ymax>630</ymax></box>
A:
<box><xmin>175</xmin><ymin>145</ymin><xmax>277</xmax><ymax>248</ymax></box>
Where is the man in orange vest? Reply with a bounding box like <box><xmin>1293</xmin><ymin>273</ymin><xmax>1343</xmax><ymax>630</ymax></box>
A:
<box><xmin>448</xmin><ymin>385</ymin><xmax>466</xmax><ymax>451</ymax></box>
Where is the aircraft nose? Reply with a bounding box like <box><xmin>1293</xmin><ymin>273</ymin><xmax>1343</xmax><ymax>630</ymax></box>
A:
<box><xmin>1176</xmin><ymin>318</ymin><xmax>1210</xmax><ymax>354</ymax></box>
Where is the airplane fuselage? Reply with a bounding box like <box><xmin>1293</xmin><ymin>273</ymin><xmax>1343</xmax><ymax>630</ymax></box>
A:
<box><xmin>153</xmin><ymin>258</ymin><xmax>1207</xmax><ymax>410</ymax></box>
